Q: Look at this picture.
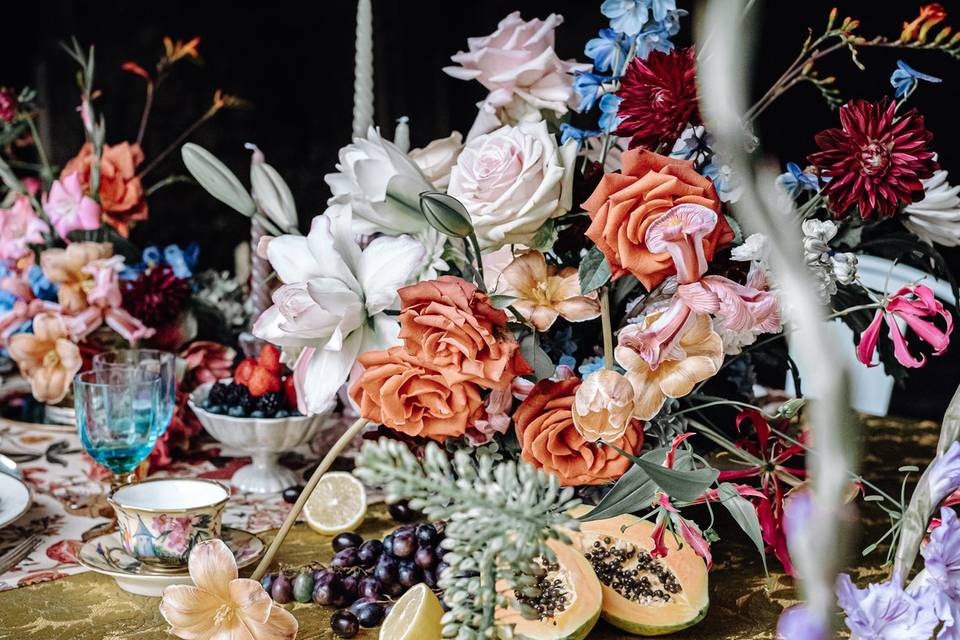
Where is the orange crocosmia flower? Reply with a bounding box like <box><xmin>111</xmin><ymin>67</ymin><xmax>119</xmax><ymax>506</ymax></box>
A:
<box><xmin>349</xmin><ymin>346</ymin><xmax>485</xmax><ymax>442</ymax></box>
<box><xmin>582</xmin><ymin>148</ymin><xmax>733</xmax><ymax>292</ymax></box>
<box><xmin>163</xmin><ymin>36</ymin><xmax>201</xmax><ymax>64</ymax></box>
<box><xmin>61</xmin><ymin>142</ymin><xmax>147</xmax><ymax>237</ymax></box>
<box><xmin>514</xmin><ymin>377</ymin><xmax>643</xmax><ymax>486</ymax></box>
<box><xmin>902</xmin><ymin>3</ymin><xmax>948</xmax><ymax>42</ymax></box>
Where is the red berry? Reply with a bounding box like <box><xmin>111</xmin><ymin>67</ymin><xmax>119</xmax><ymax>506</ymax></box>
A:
<box><xmin>247</xmin><ymin>366</ymin><xmax>282</xmax><ymax>397</ymax></box>
<box><xmin>258</xmin><ymin>344</ymin><xmax>282</xmax><ymax>375</ymax></box>
<box><xmin>234</xmin><ymin>358</ymin><xmax>257</xmax><ymax>386</ymax></box>
<box><xmin>283</xmin><ymin>375</ymin><xmax>297</xmax><ymax>410</ymax></box>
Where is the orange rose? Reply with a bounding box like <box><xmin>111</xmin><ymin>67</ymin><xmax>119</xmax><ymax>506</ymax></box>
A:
<box><xmin>350</xmin><ymin>346</ymin><xmax>485</xmax><ymax>442</ymax></box>
<box><xmin>398</xmin><ymin>276</ymin><xmax>531</xmax><ymax>390</ymax></box>
<box><xmin>514</xmin><ymin>378</ymin><xmax>643</xmax><ymax>486</ymax></box>
<box><xmin>583</xmin><ymin>149</ymin><xmax>733</xmax><ymax>291</ymax></box>
<box><xmin>62</xmin><ymin>142</ymin><xmax>147</xmax><ymax>236</ymax></box>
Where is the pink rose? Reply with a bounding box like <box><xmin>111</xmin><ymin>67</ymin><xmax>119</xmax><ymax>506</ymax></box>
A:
<box><xmin>443</xmin><ymin>12</ymin><xmax>588</xmax><ymax>116</ymax></box>
<box><xmin>43</xmin><ymin>172</ymin><xmax>101</xmax><ymax>240</ymax></box>
<box><xmin>0</xmin><ymin>196</ymin><xmax>49</xmax><ymax>262</ymax></box>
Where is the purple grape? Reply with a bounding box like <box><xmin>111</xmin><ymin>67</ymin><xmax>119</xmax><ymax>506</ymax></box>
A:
<box><xmin>398</xmin><ymin>560</ymin><xmax>423</xmax><ymax>587</ymax></box>
<box><xmin>281</xmin><ymin>485</ymin><xmax>303</xmax><ymax>504</ymax></box>
<box><xmin>340</xmin><ymin>574</ymin><xmax>360</xmax><ymax>599</ymax></box>
<box><xmin>424</xmin><ymin>568</ymin><xmax>438</xmax><ymax>588</ymax></box>
<box><xmin>312</xmin><ymin>572</ymin><xmax>340</xmax><ymax>605</ymax></box>
<box><xmin>374</xmin><ymin>555</ymin><xmax>398</xmax><ymax>585</ymax></box>
<box><xmin>382</xmin><ymin>533</ymin><xmax>395</xmax><ymax>557</ymax></box>
<box><xmin>270</xmin><ymin>574</ymin><xmax>293</xmax><ymax>604</ymax></box>
<box><xmin>357</xmin><ymin>539</ymin><xmax>383</xmax><ymax>567</ymax></box>
<box><xmin>415</xmin><ymin>523</ymin><xmax>438</xmax><ymax>546</ymax></box>
<box><xmin>388</xmin><ymin>500</ymin><xmax>418</xmax><ymax>522</ymax></box>
<box><xmin>331</xmin><ymin>547</ymin><xmax>360</xmax><ymax>568</ymax></box>
<box><xmin>293</xmin><ymin>572</ymin><xmax>315</xmax><ymax>603</ymax></box>
<box><xmin>392</xmin><ymin>530</ymin><xmax>416</xmax><ymax>559</ymax></box>
<box><xmin>349</xmin><ymin>596</ymin><xmax>377</xmax><ymax>615</ymax></box>
<box><xmin>414</xmin><ymin>545</ymin><xmax>436</xmax><ymax>570</ymax></box>
<box><xmin>331</xmin><ymin>610</ymin><xmax>359</xmax><ymax>638</ymax></box>
<box><xmin>332</xmin><ymin>532</ymin><xmax>363</xmax><ymax>552</ymax></box>
<box><xmin>353</xmin><ymin>600</ymin><xmax>386</xmax><ymax>627</ymax></box>
<box><xmin>383</xmin><ymin>580</ymin><xmax>404</xmax><ymax>597</ymax></box>
<box><xmin>358</xmin><ymin>575</ymin><xmax>381</xmax><ymax>600</ymax></box>
<box><xmin>260</xmin><ymin>573</ymin><xmax>275</xmax><ymax>593</ymax></box>
<box><xmin>436</xmin><ymin>561</ymin><xmax>450</xmax><ymax>579</ymax></box>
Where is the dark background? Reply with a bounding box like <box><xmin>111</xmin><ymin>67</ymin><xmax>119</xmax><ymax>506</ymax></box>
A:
<box><xmin>2</xmin><ymin>0</ymin><xmax>959</xmax><ymax>418</ymax></box>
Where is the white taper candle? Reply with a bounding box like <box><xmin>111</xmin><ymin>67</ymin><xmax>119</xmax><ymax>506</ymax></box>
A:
<box><xmin>352</xmin><ymin>0</ymin><xmax>374</xmax><ymax>139</ymax></box>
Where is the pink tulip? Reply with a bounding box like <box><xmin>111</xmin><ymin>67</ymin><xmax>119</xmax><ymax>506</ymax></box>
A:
<box><xmin>43</xmin><ymin>172</ymin><xmax>101</xmax><ymax>240</ymax></box>
<box><xmin>856</xmin><ymin>284</ymin><xmax>953</xmax><ymax>369</ymax></box>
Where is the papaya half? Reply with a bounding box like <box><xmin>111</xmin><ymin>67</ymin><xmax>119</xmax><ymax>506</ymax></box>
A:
<box><xmin>495</xmin><ymin>538</ymin><xmax>602</xmax><ymax>640</ymax></box>
<box><xmin>570</xmin><ymin>507</ymin><xmax>709</xmax><ymax>636</ymax></box>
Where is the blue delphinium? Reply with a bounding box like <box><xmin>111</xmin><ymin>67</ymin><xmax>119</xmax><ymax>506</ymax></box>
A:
<box><xmin>775</xmin><ymin>162</ymin><xmax>819</xmax><ymax>198</ymax></box>
<box><xmin>702</xmin><ymin>162</ymin><xmax>742</xmax><ymax>203</ymax></box>
<box><xmin>599</xmin><ymin>93</ymin><xmax>624</xmax><ymax>132</ymax></box>
<box><xmin>890</xmin><ymin>59</ymin><xmax>942</xmax><ymax>99</ymax></box>
<box><xmin>585</xmin><ymin>28</ymin><xmax>631</xmax><ymax>75</ymax></box>
<box><xmin>560</xmin><ymin>123</ymin><xmax>602</xmax><ymax>148</ymax></box>
<box><xmin>572</xmin><ymin>72</ymin><xmax>611</xmax><ymax>113</ymax></box>
<box><xmin>578</xmin><ymin>356</ymin><xmax>606</xmax><ymax>377</ymax></box>
<box><xmin>635</xmin><ymin>8</ymin><xmax>686</xmax><ymax>59</ymax></box>
<box><xmin>601</xmin><ymin>0</ymin><xmax>677</xmax><ymax>37</ymax></box>
<box><xmin>26</xmin><ymin>266</ymin><xmax>57</xmax><ymax>302</ymax></box>
<box><xmin>125</xmin><ymin>243</ymin><xmax>200</xmax><ymax>280</ymax></box>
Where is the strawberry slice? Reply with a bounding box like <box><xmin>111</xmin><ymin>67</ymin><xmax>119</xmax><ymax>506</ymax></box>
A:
<box><xmin>234</xmin><ymin>358</ymin><xmax>257</xmax><ymax>386</ymax></box>
<box><xmin>283</xmin><ymin>375</ymin><xmax>298</xmax><ymax>410</ymax></box>
<box><xmin>258</xmin><ymin>344</ymin><xmax>282</xmax><ymax>375</ymax></box>
<box><xmin>247</xmin><ymin>366</ymin><xmax>282</xmax><ymax>397</ymax></box>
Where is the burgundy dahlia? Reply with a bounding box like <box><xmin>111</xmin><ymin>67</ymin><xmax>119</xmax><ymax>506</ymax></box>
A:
<box><xmin>121</xmin><ymin>265</ymin><xmax>191</xmax><ymax>327</ymax></box>
<box><xmin>614</xmin><ymin>48</ymin><xmax>699</xmax><ymax>150</ymax></box>
<box><xmin>808</xmin><ymin>98</ymin><xmax>937</xmax><ymax>219</ymax></box>
<box><xmin>0</xmin><ymin>88</ymin><xmax>17</xmax><ymax>124</ymax></box>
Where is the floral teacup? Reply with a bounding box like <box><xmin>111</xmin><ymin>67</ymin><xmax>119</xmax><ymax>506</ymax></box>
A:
<box><xmin>109</xmin><ymin>478</ymin><xmax>229</xmax><ymax>567</ymax></box>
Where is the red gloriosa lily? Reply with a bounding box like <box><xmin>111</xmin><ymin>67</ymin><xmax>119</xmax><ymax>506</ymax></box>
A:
<box><xmin>856</xmin><ymin>284</ymin><xmax>953</xmax><ymax>369</ymax></box>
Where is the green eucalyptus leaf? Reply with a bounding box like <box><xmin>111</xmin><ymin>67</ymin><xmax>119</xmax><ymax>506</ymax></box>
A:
<box><xmin>607</xmin><ymin>441</ymin><xmax>719</xmax><ymax>502</ymax></box>
<box><xmin>488</xmin><ymin>294</ymin><xmax>518</xmax><ymax>309</ymax></box>
<box><xmin>520</xmin><ymin>333</ymin><xmax>555</xmax><ymax>380</ymax></box>
<box><xmin>181</xmin><ymin>143</ymin><xmax>256</xmax><ymax>216</ymax></box>
<box><xmin>717</xmin><ymin>483</ymin><xmax>767</xmax><ymax>574</ymax></box>
<box><xmin>579</xmin><ymin>246</ymin><xmax>611</xmax><ymax>294</ymax></box>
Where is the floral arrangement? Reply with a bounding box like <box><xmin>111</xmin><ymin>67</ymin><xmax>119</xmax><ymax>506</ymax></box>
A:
<box><xmin>178</xmin><ymin>2</ymin><xmax>960</xmax><ymax>639</ymax></box>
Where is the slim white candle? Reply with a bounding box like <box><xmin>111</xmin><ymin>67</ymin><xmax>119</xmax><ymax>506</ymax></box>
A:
<box><xmin>352</xmin><ymin>0</ymin><xmax>374</xmax><ymax>139</ymax></box>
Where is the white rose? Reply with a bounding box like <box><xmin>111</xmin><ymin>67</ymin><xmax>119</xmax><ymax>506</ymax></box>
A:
<box><xmin>447</xmin><ymin>119</ymin><xmax>576</xmax><ymax>250</ymax></box>
<box><xmin>324</xmin><ymin>126</ymin><xmax>432</xmax><ymax>236</ymax></box>
<box><xmin>409</xmin><ymin>132</ymin><xmax>463</xmax><ymax>190</ymax></box>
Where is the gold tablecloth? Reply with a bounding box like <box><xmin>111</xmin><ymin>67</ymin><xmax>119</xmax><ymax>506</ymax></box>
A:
<box><xmin>0</xmin><ymin>415</ymin><xmax>940</xmax><ymax>639</ymax></box>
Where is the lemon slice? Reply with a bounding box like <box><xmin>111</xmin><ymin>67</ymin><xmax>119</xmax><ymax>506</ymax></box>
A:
<box><xmin>380</xmin><ymin>583</ymin><xmax>444</xmax><ymax>640</ymax></box>
<box><xmin>303</xmin><ymin>471</ymin><xmax>367</xmax><ymax>535</ymax></box>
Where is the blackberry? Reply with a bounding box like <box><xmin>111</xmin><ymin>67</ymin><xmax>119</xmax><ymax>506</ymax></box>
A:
<box><xmin>226</xmin><ymin>382</ymin><xmax>255</xmax><ymax>414</ymax></box>
<box><xmin>207</xmin><ymin>382</ymin><xmax>231</xmax><ymax>406</ymax></box>
<box><xmin>257</xmin><ymin>391</ymin><xmax>286</xmax><ymax>417</ymax></box>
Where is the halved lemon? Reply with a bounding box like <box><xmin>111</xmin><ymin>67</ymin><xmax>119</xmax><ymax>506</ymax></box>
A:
<box><xmin>302</xmin><ymin>471</ymin><xmax>367</xmax><ymax>535</ymax></box>
<box><xmin>380</xmin><ymin>583</ymin><xmax>444</xmax><ymax>640</ymax></box>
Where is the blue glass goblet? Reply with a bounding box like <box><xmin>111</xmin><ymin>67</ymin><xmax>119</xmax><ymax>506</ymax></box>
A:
<box><xmin>92</xmin><ymin>349</ymin><xmax>177</xmax><ymax>435</ymax></box>
<box><xmin>74</xmin><ymin>369</ymin><xmax>162</xmax><ymax>488</ymax></box>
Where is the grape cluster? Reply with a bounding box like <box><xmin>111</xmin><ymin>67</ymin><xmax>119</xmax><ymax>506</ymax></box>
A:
<box><xmin>260</xmin><ymin>522</ymin><xmax>447</xmax><ymax>638</ymax></box>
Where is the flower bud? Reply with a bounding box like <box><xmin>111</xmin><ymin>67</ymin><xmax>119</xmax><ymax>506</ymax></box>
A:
<box><xmin>181</xmin><ymin>143</ymin><xmax>256</xmax><ymax>216</ymax></box>
<box><xmin>572</xmin><ymin>369</ymin><xmax>636</xmax><ymax>443</ymax></box>
<box><xmin>249</xmin><ymin>146</ymin><xmax>298</xmax><ymax>232</ymax></box>
<box><xmin>419</xmin><ymin>191</ymin><xmax>474</xmax><ymax>239</ymax></box>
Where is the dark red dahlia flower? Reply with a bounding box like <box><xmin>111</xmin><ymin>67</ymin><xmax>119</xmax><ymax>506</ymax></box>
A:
<box><xmin>614</xmin><ymin>48</ymin><xmax>699</xmax><ymax>150</ymax></box>
<box><xmin>808</xmin><ymin>98</ymin><xmax>937</xmax><ymax>219</ymax></box>
<box><xmin>121</xmin><ymin>265</ymin><xmax>191</xmax><ymax>327</ymax></box>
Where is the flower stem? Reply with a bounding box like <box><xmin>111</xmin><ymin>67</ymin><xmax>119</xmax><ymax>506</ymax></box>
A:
<box><xmin>136</xmin><ymin>107</ymin><xmax>216</xmax><ymax>180</ymax></box>
<box><xmin>251</xmin><ymin>417</ymin><xmax>369</xmax><ymax>581</ymax></box>
<box><xmin>469</xmin><ymin>232</ymin><xmax>485</xmax><ymax>283</ymax></box>
<box><xmin>600</xmin><ymin>286</ymin><xmax>614</xmax><ymax>369</ymax></box>
<box><xmin>25</xmin><ymin>117</ymin><xmax>53</xmax><ymax>186</ymax></box>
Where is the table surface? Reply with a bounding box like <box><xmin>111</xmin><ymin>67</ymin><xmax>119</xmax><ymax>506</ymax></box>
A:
<box><xmin>0</xmin><ymin>415</ymin><xmax>941</xmax><ymax>639</ymax></box>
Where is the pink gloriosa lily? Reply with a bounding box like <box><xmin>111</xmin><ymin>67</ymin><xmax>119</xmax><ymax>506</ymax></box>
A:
<box><xmin>856</xmin><ymin>284</ymin><xmax>953</xmax><ymax>369</ymax></box>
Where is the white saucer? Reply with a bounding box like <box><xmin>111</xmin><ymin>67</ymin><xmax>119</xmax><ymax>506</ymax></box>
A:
<box><xmin>78</xmin><ymin>526</ymin><xmax>264</xmax><ymax>597</ymax></box>
<box><xmin>0</xmin><ymin>473</ymin><xmax>30</xmax><ymax>529</ymax></box>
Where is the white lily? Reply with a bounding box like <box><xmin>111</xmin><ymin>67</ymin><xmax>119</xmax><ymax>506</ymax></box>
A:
<box><xmin>253</xmin><ymin>211</ymin><xmax>425</xmax><ymax>415</ymax></box>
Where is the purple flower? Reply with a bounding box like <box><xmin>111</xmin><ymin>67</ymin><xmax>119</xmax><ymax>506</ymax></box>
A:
<box><xmin>777</xmin><ymin>605</ymin><xmax>827</xmax><ymax>640</ymax></box>
<box><xmin>922</xmin><ymin>507</ymin><xmax>960</xmax><ymax>599</ymax></box>
<box><xmin>836</xmin><ymin>573</ymin><xmax>940</xmax><ymax>639</ymax></box>
<box><xmin>930</xmin><ymin>442</ymin><xmax>960</xmax><ymax>507</ymax></box>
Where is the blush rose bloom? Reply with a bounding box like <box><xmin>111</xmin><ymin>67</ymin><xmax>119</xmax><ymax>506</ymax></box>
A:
<box><xmin>514</xmin><ymin>377</ymin><xmax>643</xmax><ymax>486</ymax></box>
<box><xmin>443</xmin><ymin>12</ymin><xmax>588</xmax><ymax>117</ymax></box>
<box><xmin>61</xmin><ymin>142</ymin><xmax>147</xmax><ymax>237</ymax></box>
<box><xmin>349</xmin><ymin>346</ymin><xmax>485</xmax><ymax>442</ymax></box>
<box><xmin>409</xmin><ymin>132</ymin><xmax>464</xmax><ymax>190</ymax></box>
<box><xmin>398</xmin><ymin>276</ymin><xmax>530</xmax><ymax>391</ymax></box>
<box><xmin>583</xmin><ymin>149</ymin><xmax>733</xmax><ymax>291</ymax></box>
<box><xmin>447</xmin><ymin>120</ymin><xmax>577</xmax><ymax>250</ymax></box>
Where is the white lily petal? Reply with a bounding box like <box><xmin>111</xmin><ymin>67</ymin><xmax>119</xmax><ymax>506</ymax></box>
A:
<box><xmin>305</xmin><ymin>215</ymin><xmax>361</xmax><ymax>292</ymax></box>
<box><xmin>295</xmin><ymin>327</ymin><xmax>364</xmax><ymax>416</ymax></box>
<box><xmin>265</xmin><ymin>235</ymin><xmax>321</xmax><ymax>284</ymax></box>
<box><xmin>358</xmin><ymin>235</ymin><xmax>425</xmax><ymax>316</ymax></box>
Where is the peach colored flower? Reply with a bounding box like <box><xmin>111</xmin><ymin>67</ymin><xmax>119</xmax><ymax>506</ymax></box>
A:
<box><xmin>582</xmin><ymin>148</ymin><xmax>732</xmax><ymax>291</ymax></box>
<box><xmin>616</xmin><ymin>312</ymin><xmax>723</xmax><ymax>421</ymax></box>
<box><xmin>62</xmin><ymin>142</ymin><xmax>147</xmax><ymax>237</ymax></box>
<box><xmin>7</xmin><ymin>313</ymin><xmax>82</xmax><ymax>404</ymax></box>
<box><xmin>572</xmin><ymin>369</ymin><xmax>636</xmax><ymax>442</ymax></box>
<box><xmin>40</xmin><ymin>242</ymin><xmax>113</xmax><ymax>314</ymax></box>
<box><xmin>398</xmin><ymin>276</ymin><xmax>531</xmax><ymax>391</ymax></box>
<box><xmin>514</xmin><ymin>377</ymin><xmax>643</xmax><ymax>486</ymax></box>
<box><xmin>159</xmin><ymin>538</ymin><xmax>297</xmax><ymax>640</ymax></box>
<box><xmin>496</xmin><ymin>250</ymin><xmax>600</xmax><ymax>332</ymax></box>
<box><xmin>349</xmin><ymin>346</ymin><xmax>485</xmax><ymax>442</ymax></box>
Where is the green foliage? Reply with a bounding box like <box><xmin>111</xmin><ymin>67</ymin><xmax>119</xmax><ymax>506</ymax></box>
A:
<box><xmin>578</xmin><ymin>246</ymin><xmax>611</xmax><ymax>294</ymax></box>
<box><xmin>355</xmin><ymin>439</ymin><xmax>581</xmax><ymax>639</ymax></box>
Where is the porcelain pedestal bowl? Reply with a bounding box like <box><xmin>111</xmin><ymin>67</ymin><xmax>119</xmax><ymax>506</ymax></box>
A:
<box><xmin>189</xmin><ymin>382</ymin><xmax>324</xmax><ymax>493</ymax></box>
